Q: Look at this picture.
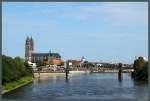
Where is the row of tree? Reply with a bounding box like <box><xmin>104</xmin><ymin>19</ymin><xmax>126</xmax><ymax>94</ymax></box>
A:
<box><xmin>132</xmin><ymin>56</ymin><xmax>148</xmax><ymax>81</ymax></box>
<box><xmin>2</xmin><ymin>55</ymin><xmax>33</xmax><ymax>84</ymax></box>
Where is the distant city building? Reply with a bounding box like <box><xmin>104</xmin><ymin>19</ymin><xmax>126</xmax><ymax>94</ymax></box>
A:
<box><xmin>68</xmin><ymin>60</ymin><xmax>82</xmax><ymax>66</ymax></box>
<box><xmin>25</xmin><ymin>36</ymin><xmax>62</xmax><ymax>65</ymax></box>
<box><xmin>143</xmin><ymin>57</ymin><xmax>148</xmax><ymax>61</ymax></box>
<box><xmin>81</xmin><ymin>56</ymin><xmax>85</xmax><ymax>63</ymax></box>
<box><xmin>68</xmin><ymin>57</ymin><xmax>86</xmax><ymax>67</ymax></box>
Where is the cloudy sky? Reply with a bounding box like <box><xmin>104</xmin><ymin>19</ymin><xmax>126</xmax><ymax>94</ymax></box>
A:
<box><xmin>2</xmin><ymin>2</ymin><xmax>148</xmax><ymax>64</ymax></box>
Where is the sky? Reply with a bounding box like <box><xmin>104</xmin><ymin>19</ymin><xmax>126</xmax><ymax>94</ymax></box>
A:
<box><xmin>2</xmin><ymin>2</ymin><xmax>148</xmax><ymax>64</ymax></box>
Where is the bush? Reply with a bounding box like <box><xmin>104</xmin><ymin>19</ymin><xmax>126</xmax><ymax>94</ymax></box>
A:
<box><xmin>133</xmin><ymin>56</ymin><xmax>148</xmax><ymax>81</ymax></box>
<box><xmin>2</xmin><ymin>55</ymin><xmax>33</xmax><ymax>84</ymax></box>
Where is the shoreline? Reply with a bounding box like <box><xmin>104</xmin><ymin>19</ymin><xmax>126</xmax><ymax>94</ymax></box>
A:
<box><xmin>2</xmin><ymin>76</ymin><xmax>33</xmax><ymax>95</ymax></box>
<box><xmin>34</xmin><ymin>70</ymin><xmax>120</xmax><ymax>74</ymax></box>
<box><xmin>33</xmin><ymin>70</ymin><xmax>121</xmax><ymax>77</ymax></box>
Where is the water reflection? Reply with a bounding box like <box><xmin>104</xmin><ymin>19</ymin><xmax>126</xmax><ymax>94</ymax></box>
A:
<box><xmin>36</xmin><ymin>77</ymin><xmax>41</xmax><ymax>83</ymax></box>
<box><xmin>118</xmin><ymin>73</ymin><xmax>123</xmax><ymax>83</ymax></box>
<box><xmin>2</xmin><ymin>73</ymin><xmax>148</xmax><ymax>100</ymax></box>
<box><xmin>65</xmin><ymin>77</ymin><xmax>69</xmax><ymax>84</ymax></box>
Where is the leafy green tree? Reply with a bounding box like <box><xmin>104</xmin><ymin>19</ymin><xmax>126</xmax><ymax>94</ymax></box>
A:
<box><xmin>2</xmin><ymin>55</ymin><xmax>15</xmax><ymax>82</ymax></box>
<box><xmin>133</xmin><ymin>56</ymin><xmax>148</xmax><ymax>81</ymax></box>
<box><xmin>2</xmin><ymin>55</ymin><xmax>33</xmax><ymax>84</ymax></box>
<box><xmin>133</xmin><ymin>57</ymin><xmax>146</xmax><ymax>71</ymax></box>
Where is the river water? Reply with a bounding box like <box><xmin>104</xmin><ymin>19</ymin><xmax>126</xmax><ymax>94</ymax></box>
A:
<box><xmin>2</xmin><ymin>72</ymin><xmax>148</xmax><ymax>100</ymax></box>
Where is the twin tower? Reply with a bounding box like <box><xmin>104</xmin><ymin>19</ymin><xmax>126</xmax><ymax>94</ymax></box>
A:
<box><xmin>25</xmin><ymin>36</ymin><xmax>34</xmax><ymax>61</ymax></box>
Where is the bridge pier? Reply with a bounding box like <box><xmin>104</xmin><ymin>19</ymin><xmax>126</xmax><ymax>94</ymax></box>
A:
<box><xmin>118</xmin><ymin>63</ymin><xmax>123</xmax><ymax>82</ymax></box>
<box><xmin>65</xmin><ymin>61</ymin><xmax>69</xmax><ymax>80</ymax></box>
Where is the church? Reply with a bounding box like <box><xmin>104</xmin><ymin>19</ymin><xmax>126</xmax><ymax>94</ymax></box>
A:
<box><xmin>25</xmin><ymin>36</ymin><xmax>62</xmax><ymax>65</ymax></box>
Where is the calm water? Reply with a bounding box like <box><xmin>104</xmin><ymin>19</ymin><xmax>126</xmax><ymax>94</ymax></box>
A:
<box><xmin>2</xmin><ymin>73</ymin><xmax>148</xmax><ymax>100</ymax></box>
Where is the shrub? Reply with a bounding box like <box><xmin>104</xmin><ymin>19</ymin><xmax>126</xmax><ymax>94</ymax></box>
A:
<box><xmin>2</xmin><ymin>55</ymin><xmax>33</xmax><ymax>84</ymax></box>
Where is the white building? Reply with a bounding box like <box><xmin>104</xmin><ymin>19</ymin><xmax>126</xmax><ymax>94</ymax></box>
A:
<box><xmin>28</xmin><ymin>61</ymin><xmax>37</xmax><ymax>68</ymax></box>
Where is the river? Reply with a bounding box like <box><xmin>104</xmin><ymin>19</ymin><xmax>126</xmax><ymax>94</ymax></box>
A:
<box><xmin>2</xmin><ymin>72</ymin><xmax>148</xmax><ymax>100</ymax></box>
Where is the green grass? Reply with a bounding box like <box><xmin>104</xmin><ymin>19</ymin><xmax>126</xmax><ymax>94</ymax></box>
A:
<box><xmin>2</xmin><ymin>76</ymin><xmax>33</xmax><ymax>94</ymax></box>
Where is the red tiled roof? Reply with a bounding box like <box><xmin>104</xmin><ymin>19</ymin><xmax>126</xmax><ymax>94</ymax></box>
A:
<box><xmin>68</xmin><ymin>60</ymin><xmax>82</xmax><ymax>65</ymax></box>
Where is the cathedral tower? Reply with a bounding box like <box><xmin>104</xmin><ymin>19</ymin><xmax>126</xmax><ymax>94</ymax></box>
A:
<box><xmin>25</xmin><ymin>36</ymin><xmax>34</xmax><ymax>61</ymax></box>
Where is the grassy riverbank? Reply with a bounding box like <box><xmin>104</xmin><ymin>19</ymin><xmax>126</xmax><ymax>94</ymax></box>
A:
<box><xmin>2</xmin><ymin>76</ymin><xmax>33</xmax><ymax>94</ymax></box>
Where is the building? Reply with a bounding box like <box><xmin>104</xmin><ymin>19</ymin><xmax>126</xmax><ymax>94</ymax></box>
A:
<box><xmin>25</xmin><ymin>36</ymin><xmax>62</xmax><ymax>65</ymax></box>
<box><xmin>25</xmin><ymin>36</ymin><xmax>33</xmax><ymax>61</ymax></box>
<box><xmin>68</xmin><ymin>56</ymin><xmax>86</xmax><ymax>67</ymax></box>
<box><xmin>68</xmin><ymin>60</ymin><xmax>82</xmax><ymax>67</ymax></box>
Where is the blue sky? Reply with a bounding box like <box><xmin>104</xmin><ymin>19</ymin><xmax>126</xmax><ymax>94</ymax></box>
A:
<box><xmin>2</xmin><ymin>2</ymin><xmax>148</xmax><ymax>64</ymax></box>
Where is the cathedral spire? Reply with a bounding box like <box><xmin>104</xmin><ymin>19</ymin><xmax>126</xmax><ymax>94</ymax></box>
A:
<box><xmin>30</xmin><ymin>36</ymin><xmax>33</xmax><ymax>40</ymax></box>
<box><xmin>81</xmin><ymin>56</ymin><xmax>85</xmax><ymax>63</ymax></box>
<box><xmin>25</xmin><ymin>36</ymin><xmax>34</xmax><ymax>62</ymax></box>
<box><xmin>30</xmin><ymin>36</ymin><xmax>34</xmax><ymax>51</ymax></box>
<box><xmin>26</xmin><ymin>36</ymin><xmax>29</xmax><ymax>41</ymax></box>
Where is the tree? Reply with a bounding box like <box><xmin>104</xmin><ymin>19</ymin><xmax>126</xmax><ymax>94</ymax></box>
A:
<box><xmin>133</xmin><ymin>56</ymin><xmax>148</xmax><ymax>81</ymax></box>
<box><xmin>2</xmin><ymin>55</ymin><xmax>33</xmax><ymax>84</ymax></box>
<box><xmin>133</xmin><ymin>57</ymin><xmax>146</xmax><ymax>71</ymax></box>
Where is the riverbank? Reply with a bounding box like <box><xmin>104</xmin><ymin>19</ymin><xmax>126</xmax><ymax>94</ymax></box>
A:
<box><xmin>33</xmin><ymin>70</ymin><xmax>120</xmax><ymax>77</ymax></box>
<box><xmin>34</xmin><ymin>72</ymin><xmax>65</xmax><ymax>77</ymax></box>
<box><xmin>33</xmin><ymin>71</ymin><xmax>90</xmax><ymax>77</ymax></box>
<box><xmin>2</xmin><ymin>76</ymin><xmax>33</xmax><ymax>94</ymax></box>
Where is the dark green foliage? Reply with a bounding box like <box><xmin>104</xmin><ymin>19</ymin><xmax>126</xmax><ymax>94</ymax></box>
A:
<box><xmin>133</xmin><ymin>56</ymin><xmax>148</xmax><ymax>81</ymax></box>
<box><xmin>2</xmin><ymin>55</ymin><xmax>33</xmax><ymax>84</ymax></box>
<box><xmin>133</xmin><ymin>57</ymin><xmax>146</xmax><ymax>71</ymax></box>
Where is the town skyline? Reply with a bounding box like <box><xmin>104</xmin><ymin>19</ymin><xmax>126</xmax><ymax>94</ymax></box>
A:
<box><xmin>2</xmin><ymin>2</ymin><xmax>148</xmax><ymax>64</ymax></box>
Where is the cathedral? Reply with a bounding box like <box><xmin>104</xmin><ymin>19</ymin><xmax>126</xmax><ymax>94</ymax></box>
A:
<box><xmin>25</xmin><ymin>36</ymin><xmax>62</xmax><ymax>65</ymax></box>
